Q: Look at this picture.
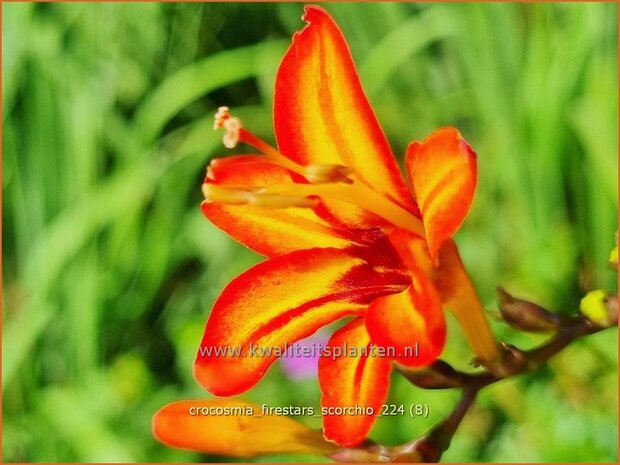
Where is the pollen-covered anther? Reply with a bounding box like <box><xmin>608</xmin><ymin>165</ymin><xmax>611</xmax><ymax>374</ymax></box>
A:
<box><xmin>213</xmin><ymin>106</ymin><xmax>242</xmax><ymax>148</ymax></box>
<box><xmin>303</xmin><ymin>164</ymin><xmax>354</xmax><ymax>184</ymax></box>
<box><xmin>213</xmin><ymin>106</ymin><xmax>231</xmax><ymax>129</ymax></box>
<box><xmin>221</xmin><ymin>117</ymin><xmax>242</xmax><ymax>149</ymax></box>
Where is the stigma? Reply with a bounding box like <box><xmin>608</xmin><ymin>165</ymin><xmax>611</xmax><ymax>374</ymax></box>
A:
<box><xmin>213</xmin><ymin>107</ymin><xmax>353</xmax><ymax>185</ymax></box>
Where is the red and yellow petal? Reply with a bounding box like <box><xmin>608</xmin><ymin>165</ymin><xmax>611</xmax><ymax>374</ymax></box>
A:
<box><xmin>405</xmin><ymin>127</ymin><xmax>477</xmax><ymax>263</ymax></box>
<box><xmin>384</xmin><ymin>227</ymin><xmax>433</xmax><ymax>276</ymax></box>
<box><xmin>153</xmin><ymin>399</ymin><xmax>336</xmax><ymax>457</ymax></box>
<box><xmin>194</xmin><ymin>248</ymin><xmax>409</xmax><ymax>397</ymax></box>
<box><xmin>203</xmin><ymin>155</ymin><xmax>359</xmax><ymax>257</ymax></box>
<box><xmin>274</xmin><ymin>6</ymin><xmax>417</xmax><ymax>228</ymax></box>
<box><xmin>366</xmin><ymin>269</ymin><xmax>446</xmax><ymax>367</ymax></box>
<box><xmin>318</xmin><ymin>318</ymin><xmax>391</xmax><ymax>447</ymax></box>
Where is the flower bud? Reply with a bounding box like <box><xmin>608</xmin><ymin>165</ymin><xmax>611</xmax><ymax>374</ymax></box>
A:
<box><xmin>580</xmin><ymin>290</ymin><xmax>618</xmax><ymax>327</ymax></box>
<box><xmin>495</xmin><ymin>287</ymin><xmax>567</xmax><ymax>333</ymax></box>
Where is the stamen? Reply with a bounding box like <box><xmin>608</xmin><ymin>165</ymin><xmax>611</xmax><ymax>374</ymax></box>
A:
<box><xmin>237</xmin><ymin>128</ymin><xmax>304</xmax><ymax>173</ymax></box>
<box><xmin>213</xmin><ymin>108</ymin><xmax>352</xmax><ymax>184</ymax></box>
<box><xmin>213</xmin><ymin>107</ymin><xmax>304</xmax><ymax>172</ymax></box>
<box><xmin>211</xmin><ymin>107</ymin><xmax>425</xmax><ymax>236</ymax></box>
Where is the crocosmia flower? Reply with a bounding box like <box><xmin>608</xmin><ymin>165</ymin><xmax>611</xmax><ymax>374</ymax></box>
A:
<box><xmin>158</xmin><ymin>6</ymin><xmax>500</xmax><ymax>450</ymax></box>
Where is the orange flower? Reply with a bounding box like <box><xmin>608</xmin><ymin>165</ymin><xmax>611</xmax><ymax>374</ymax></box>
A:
<box><xmin>155</xmin><ymin>6</ymin><xmax>499</xmax><ymax>451</ymax></box>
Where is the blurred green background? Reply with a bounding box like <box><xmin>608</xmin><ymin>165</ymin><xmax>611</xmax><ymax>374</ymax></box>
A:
<box><xmin>3</xmin><ymin>2</ymin><xmax>618</xmax><ymax>462</ymax></box>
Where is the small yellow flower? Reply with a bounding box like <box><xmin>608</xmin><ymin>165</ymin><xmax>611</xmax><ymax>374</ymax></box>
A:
<box><xmin>580</xmin><ymin>290</ymin><xmax>610</xmax><ymax>326</ymax></box>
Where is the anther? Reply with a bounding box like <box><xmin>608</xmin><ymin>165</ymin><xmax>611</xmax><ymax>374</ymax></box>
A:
<box><xmin>214</xmin><ymin>106</ymin><xmax>242</xmax><ymax>148</ymax></box>
<box><xmin>222</xmin><ymin>117</ymin><xmax>241</xmax><ymax>149</ymax></box>
<box><xmin>213</xmin><ymin>106</ymin><xmax>231</xmax><ymax>129</ymax></box>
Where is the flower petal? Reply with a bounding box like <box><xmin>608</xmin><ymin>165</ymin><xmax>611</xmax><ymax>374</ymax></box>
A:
<box><xmin>433</xmin><ymin>239</ymin><xmax>499</xmax><ymax>362</ymax></box>
<box><xmin>203</xmin><ymin>155</ymin><xmax>359</xmax><ymax>256</ymax></box>
<box><xmin>405</xmin><ymin>127</ymin><xmax>477</xmax><ymax>262</ymax></box>
<box><xmin>274</xmin><ymin>6</ymin><xmax>417</xmax><ymax>228</ymax></box>
<box><xmin>194</xmin><ymin>248</ymin><xmax>409</xmax><ymax>396</ymax></box>
<box><xmin>318</xmin><ymin>318</ymin><xmax>391</xmax><ymax>447</ymax></box>
<box><xmin>366</xmin><ymin>270</ymin><xmax>446</xmax><ymax>367</ymax></box>
<box><xmin>153</xmin><ymin>399</ymin><xmax>336</xmax><ymax>457</ymax></box>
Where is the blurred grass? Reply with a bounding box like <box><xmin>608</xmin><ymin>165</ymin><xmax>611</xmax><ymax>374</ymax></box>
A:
<box><xmin>2</xmin><ymin>2</ymin><xmax>617</xmax><ymax>462</ymax></box>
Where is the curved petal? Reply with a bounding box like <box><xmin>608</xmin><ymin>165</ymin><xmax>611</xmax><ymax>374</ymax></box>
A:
<box><xmin>194</xmin><ymin>248</ymin><xmax>409</xmax><ymax>396</ymax></box>
<box><xmin>274</xmin><ymin>6</ymin><xmax>417</xmax><ymax>228</ymax></box>
<box><xmin>153</xmin><ymin>399</ymin><xmax>336</xmax><ymax>457</ymax></box>
<box><xmin>203</xmin><ymin>155</ymin><xmax>360</xmax><ymax>256</ymax></box>
<box><xmin>366</xmin><ymin>269</ymin><xmax>446</xmax><ymax>367</ymax></box>
<box><xmin>405</xmin><ymin>127</ymin><xmax>477</xmax><ymax>262</ymax></box>
<box><xmin>318</xmin><ymin>318</ymin><xmax>391</xmax><ymax>447</ymax></box>
<box><xmin>433</xmin><ymin>239</ymin><xmax>499</xmax><ymax>362</ymax></box>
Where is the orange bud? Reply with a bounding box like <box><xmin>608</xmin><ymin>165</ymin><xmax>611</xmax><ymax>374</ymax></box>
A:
<box><xmin>153</xmin><ymin>399</ymin><xmax>336</xmax><ymax>457</ymax></box>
